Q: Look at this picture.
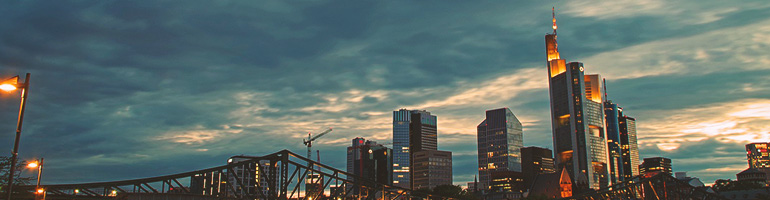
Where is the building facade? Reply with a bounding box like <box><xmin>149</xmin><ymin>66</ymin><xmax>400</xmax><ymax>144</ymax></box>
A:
<box><xmin>412</xmin><ymin>150</ymin><xmax>453</xmax><ymax>190</ymax></box>
<box><xmin>477</xmin><ymin>108</ymin><xmax>524</xmax><ymax>190</ymax></box>
<box><xmin>545</xmin><ymin>10</ymin><xmax>609</xmax><ymax>190</ymax></box>
<box><xmin>394</xmin><ymin>109</ymin><xmax>452</xmax><ymax>190</ymax></box>
<box><xmin>619</xmin><ymin>109</ymin><xmax>640</xmax><ymax>180</ymax></box>
<box><xmin>639</xmin><ymin>157</ymin><xmax>672</xmax><ymax>177</ymax></box>
<box><xmin>347</xmin><ymin>138</ymin><xmax>393</xmax><ymax>186</ymax></box>
<box><xmin>393</xmin><ymin>109</ymin><xmax>412</xmax><ymax>188</ymax></box>
<box><xmin>521</xmin><ymin>146</ymin><xmax>556</xmax><ymax>187</ymax></box>
<box><xmin>604</xmin><ymin>101</ymin><xmax>624</xmax><ymax>184</ymax></box>
<box><xmin>746</xmin><ymin>143</ymin><xmax>770</xmax><ymax>169</ymax></box>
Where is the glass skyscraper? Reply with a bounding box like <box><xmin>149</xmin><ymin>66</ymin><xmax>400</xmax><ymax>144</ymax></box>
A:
<box><xmin>545</xmin><ymin>10</ymin><xmax>609</xmax><ymax>190</ymax></box>
<box><xmin>476</xmin><ymin>108</ymin><xmax>523</xmax><ymax>190</ymax></box>
<box><xmin>618</xmin><ymin>108</ymin><xmax>640</xmax><ymax>180</ymax></box>
<box><xmin>392</xmin><ymin>109</ymin><xmax>412</xmax><ymax>188</ymax></box>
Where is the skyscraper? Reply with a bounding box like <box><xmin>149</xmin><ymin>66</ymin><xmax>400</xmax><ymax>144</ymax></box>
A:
<box><xmin>477</xmin><ymin>108</ymin><xmax>524</xmax><ymax>190</ymax></box>
<box><xmin>392</xmin><ymin>109</ymin><xmax>412</xmax><ymax>188</ymax></box>
<box><xmin>521</xmin><ymin>146</ymin><xmax>556</xmax><ymax>187</ymax></box>
<box><xmin>618</xmin><ymin>108</ymin><xmax>640</xmax><ymax>180</ymax></box>
<box><xmin>604</xmin><ymin>101</ymin><xmax>624</xmax><ymax>183</ymax></box>
<box><xmin>544</xmin><ymin>8</ymin><xmax>609</xmax><ymax>190</ymax></box>
<box><xmin>393</xmin><ymin>109</ymin><xmax>452</xmax><ymax>190</ymax></box>
<box><xmin>347</xmin><ymin>138</ymin><xmax>393</xmax><ymax>186</ymax></box>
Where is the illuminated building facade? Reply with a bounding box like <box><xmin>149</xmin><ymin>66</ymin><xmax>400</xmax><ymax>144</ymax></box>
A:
<box><xmin>746</xmin><ymin>142</ymin><xmax>770</xmax><ymax>169</ymax></box>
<box><xmin>619</xmin><ymin>110</ymin><xmax>640</xmax><ymax>180</ymax></box>
<box><xmin>477</xmin><ymin>108</ymin><xmax>524</xmax><ymax>190</ymax></box>
<box><xmin>639</xmin><ymin>157</ymin><xmax>672</xmax><ymax>176</ymax></box>
<box><xmin>392</xmin><ymin>109</ymin><xmax>412</xmax><ymax>188</ymax></box>
<box><xmin>544</xmin><ymin>8</ymin><xmax>609</xmax><ymax>190</ymax></box>
<box><xmin>394</xmin><ymin>109</ymin><xmax>449</xmax><ymax>190</ymax></box>
<box><xmin>521</xmin><ymin>146</ymin><xmax>556</xmax><ymax>187</ymax></box>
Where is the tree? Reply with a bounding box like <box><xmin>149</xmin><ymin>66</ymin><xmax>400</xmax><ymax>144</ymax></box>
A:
<box><xmin>0</xmin><ymin>156</ymin><xmax>33</xmax><ymax>194</ymax></box>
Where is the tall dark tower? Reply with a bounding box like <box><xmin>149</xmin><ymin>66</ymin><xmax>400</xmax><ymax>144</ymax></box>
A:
<box><xmin>476</xmin><ymin>108</ymin><xmax>524</xmax><ymax>190</ymax></box>
<box><xmin>545</xmin><ymin>8</ymin><xmax>609</xmax><ymax>190</ymax></box>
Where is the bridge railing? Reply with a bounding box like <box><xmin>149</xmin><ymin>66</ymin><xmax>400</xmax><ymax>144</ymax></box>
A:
<box><xmin>15</xmin><ymin>150</ymin><xmax>452</xmax><ymax>200</ymax></box>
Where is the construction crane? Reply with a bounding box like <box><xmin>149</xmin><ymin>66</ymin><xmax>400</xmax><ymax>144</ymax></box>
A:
<box><xmin>302</xmin><ymin>127</ymin><xmax>333</xmax><ymax>161</ymax></box>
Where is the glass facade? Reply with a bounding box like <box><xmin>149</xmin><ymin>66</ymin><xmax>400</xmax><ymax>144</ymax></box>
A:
<box><xmin>477</xmin><ymin>108</ymin><xmax>523</xmax><ymax>190</ymax></box>
<box><xmin>392</xmin><ymin>109</ymin><xmax>411</xmax><ymax>188</ymax></box>
<box><xmin>546</xmin><ymin>28</ymin><xmax>609</xmax><ymax>190</ymax></box>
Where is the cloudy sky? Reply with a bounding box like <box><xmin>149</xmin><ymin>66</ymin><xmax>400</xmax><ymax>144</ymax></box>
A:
<box><xmin>1</xmin><ymin>1</ymin><xmax>769</xmax><ymax>186</ymax></box>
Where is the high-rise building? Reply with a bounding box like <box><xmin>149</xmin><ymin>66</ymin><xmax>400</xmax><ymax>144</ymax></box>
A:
<box><xmin>544</xmin><ymin>8</ymin><xmax>609</xmax><ymax>190</ymax></box>
<box><xmin>746</xmin><ymin>143</ymin><xmax>770</xmax><ymax>169</ymax></box>
<box><xmin>347</xmin><ymin>138</ymin><xmax>393</xmax><ymax>186</ymax></box>
<box><xmin>521</xmin><ymin>147</ymin><xmax>556</xmax><ymax>187</ymax></box>
<box><xmin>412</xmin><ymin>150</ymin><xmax>453</xmax><ymax>190</ymax></box>
<box><xmin>604</xmin><ymin>101</ymin><xmax>624</xmax><ymax>184</ymax></box>
<box><xmin>639</xmin><ymin>157</ymin><xmax>672</xmax><ymax>177</ymax></box>
<box><xmin>618</xmin><ymin>108</ymin><xmax>640</xmax><ymax>180</ymax></box>
<box><xmin>477</xmin><ymin>108</ymin><xmax>524</xmax><ymax>190</ymax></box>
<box><xmin>393</xmin><ymin>109</ymin><xmax>452</xmax><ymax>190</ymax></box>
<box><xmin>392</xmin><ymin>109</ymin><xmax>412</xmax><ymax>188</ymax></box>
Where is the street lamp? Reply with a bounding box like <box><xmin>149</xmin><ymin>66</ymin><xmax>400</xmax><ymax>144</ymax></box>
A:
<box><xmin>27</xmin><ymin>158</ymin><xmax>44</xmax><ymax>200</ymax></box>
<box><xmin>2</xmin><ymin>73</ymin><xmax>30</xmax><ymax>200</ymax></box>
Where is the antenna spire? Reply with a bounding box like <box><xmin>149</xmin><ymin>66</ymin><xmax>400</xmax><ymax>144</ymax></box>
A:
<box><xmin>552</xmin><ymin>7</ymin><xmax>558</xmax><ymax>35</ymax></box>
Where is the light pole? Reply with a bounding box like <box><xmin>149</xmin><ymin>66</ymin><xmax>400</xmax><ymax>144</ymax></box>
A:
<box><xmin>1</xmin><ymin>73</ymin><xmax>30</xmax><ymax>200</ymax></box>
<box><xmin>27</xmin><ymin>158</ymin><xmax>44</xmax><ymax>200</ymax></box>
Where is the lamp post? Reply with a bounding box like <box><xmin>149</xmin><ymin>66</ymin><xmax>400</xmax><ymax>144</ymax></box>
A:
<box><xmin>2</xmin><ymin>73</ymin><xmax>30</xmax><ymax>200</ymax></box>
<box><xmin>27</xmin><ymin>158</ymin><xmax>43</xmax><ymax>200</ymax></box>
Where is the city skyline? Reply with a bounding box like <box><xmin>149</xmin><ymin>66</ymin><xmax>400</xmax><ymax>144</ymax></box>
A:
<box><xmin>1</xmin><ymin>1</ymin><xmax>769</xmax><ymax>188</ymax></box>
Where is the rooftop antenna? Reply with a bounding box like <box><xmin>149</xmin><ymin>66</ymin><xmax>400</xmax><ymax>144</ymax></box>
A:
<box><xmin>603</xmin><ymin>78</ymin><xmax>608</xmax><ymax>101</ymax></box>
<box><xmin>552</xmin><ymin>7</ymin><xmax>558</xmax><ymax>35</ymax></box>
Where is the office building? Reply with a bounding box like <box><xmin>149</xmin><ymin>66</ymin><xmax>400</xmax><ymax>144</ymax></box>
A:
<box><xmin>745</xmin><ymin>142</ymin><xmax>770</xmax><ymax>185</ymax></box>
<box><xmin>477</xmin><ymin>108</ymin><xmax>524</xmax><ymax>190</ymax></box>
<box><xmin>412</xmin><ymin>150</ymin><xmax>453</xmax><ymax>190</ymax></box>
<box><xmin>544</xmin><ymin>9</ymin><xmax>609</xmax><ymax>190</ymax></box>
<box><xmin>393</xmin><ymin>109</ymin><xmax>437</xmax><ymax>188</ymax></box>
<box><xmin>394</xmin><ymin>109</ymin><xmax>453</xmax><ymax>190</ymax></box>
<box><xmin>219</xmin><ymin>156</ymin><xmax>274</xmax><ymax>197</ymax></box>
<box><xmin>746</xmin><ymin>143</ymin><xmax>770</xmax><ymax>169</ymax></box>
<box><xmin>605</xmin><ymin>101</ymin><xmax>624</xmax><ymax>184</ymax></box>
<box><xmin>639</xmin><ymin>157</ymin><xmax>672</xmax><ymax>177</ymax></box>
<box><xmin>347</xmin><ymin>138</ymin><xmax>393</xmax><ymax>186</ymax></box>
<box><xmin>619</xmin><ymin>109</ymin><xmax>640</xmax><ymax>180</ymax></box>
<box><xmin>521</xmin><ymin>147</ymin><xmax>556</xmax><ymax>186</ymax></box>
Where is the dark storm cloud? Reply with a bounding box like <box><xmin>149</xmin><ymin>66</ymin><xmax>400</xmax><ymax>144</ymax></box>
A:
<box><xmin>0</xmin><ymin>0</ymin><xmax>768</xmax><ymax>186</ymax></box>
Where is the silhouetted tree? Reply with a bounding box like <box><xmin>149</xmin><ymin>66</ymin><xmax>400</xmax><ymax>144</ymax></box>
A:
<box><xmin>0</xmin><ymin>156</ymin><xmax>33</xmax><ymax>194</ymax></box>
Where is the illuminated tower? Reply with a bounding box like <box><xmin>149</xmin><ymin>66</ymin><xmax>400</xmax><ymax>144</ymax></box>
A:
<box><xmin>746</xmin><ymin>143</ymin><xmax>770</xmax><ymax>169</ymax></box>
<box><xmin>618</xmin><ymin>109</ymin><xmax>640</xmax><ymax>179</ymax></box>
<box><xmin>545</xmin><ymin>8</ymin><xmax>609</xmax><ymax>190</ymax></box>
<box><xmin>476</xmin><ymin>108</ymin><xmax>524</xmax><ymax>190</ymax></box>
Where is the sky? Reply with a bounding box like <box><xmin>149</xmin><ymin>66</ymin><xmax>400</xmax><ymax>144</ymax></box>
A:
<box><xmin>1</xmin><ymin>0</ymin><xmax>769</xmax><ymax>186</ymax></box>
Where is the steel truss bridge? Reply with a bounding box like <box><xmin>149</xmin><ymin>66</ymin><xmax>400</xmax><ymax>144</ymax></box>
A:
<box><xmin>13</xmin><ymin>150</ymin><xmax>446</xmax><ymax>200</ymax></box>
<box><xmin>569</xmin><ymin>173</ymin><xmax>728</xmax><ymax>200</ymax></box>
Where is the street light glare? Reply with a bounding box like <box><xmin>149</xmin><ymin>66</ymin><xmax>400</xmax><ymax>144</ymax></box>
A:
<box><xmin>36</xmin><ymin>189</ymin><xmax>44</xmax><ymax>194</ymax></box>
<box><xmin>27</xmin><ymin>162</ymin><xmax>39</xmax><ymax>168</ymax></box>
<box><xmin>0</xmin><ymin>84</ymin><xmax>16</xmax><ymax>91</ymax></box>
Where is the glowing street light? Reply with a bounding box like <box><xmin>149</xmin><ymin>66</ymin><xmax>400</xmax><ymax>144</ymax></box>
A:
<box><xmin>2</xmin><ymin>73</ymin><xmax>31</xmax><ymax>200</ymax></box>
<box><xmin>27</xmin><ymin>158</ymin><xmax>44</xmax><ymax>200</ymax></box>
